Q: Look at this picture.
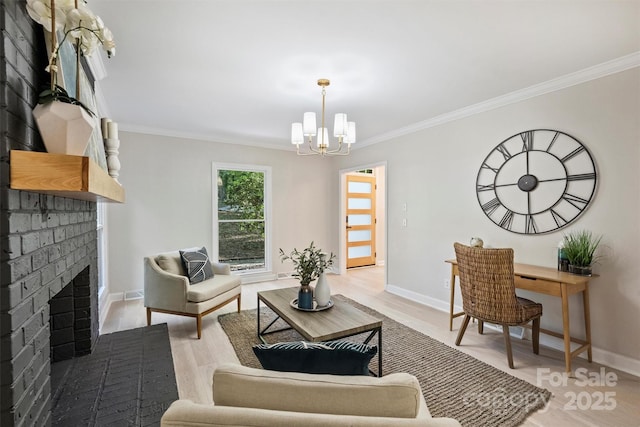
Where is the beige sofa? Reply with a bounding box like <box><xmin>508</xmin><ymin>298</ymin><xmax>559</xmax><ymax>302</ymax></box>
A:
<box><xmin>144</xmin><ymin>251</ymin><xmax>241</xmax><ymax>338</ymax></box>
<box><xmin>161</xmin><ymin>364</ymin><xmax>462</xmax><ymax>426</ymax></box>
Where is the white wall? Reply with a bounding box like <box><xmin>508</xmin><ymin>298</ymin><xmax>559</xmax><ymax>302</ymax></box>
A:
<box><xmin>334</xmin><ymin>68</ymin><xmax>640</xmax><ymax>369</ymax></box>
<box><xmin>107</xmin><ymin>68</ymin><xmax>639</xmax><ymax>372</ymax></box>
<box><xmin>106</xmin><ymin>133</ymin><xmax>337</xmax><ymax>295</ymax></box>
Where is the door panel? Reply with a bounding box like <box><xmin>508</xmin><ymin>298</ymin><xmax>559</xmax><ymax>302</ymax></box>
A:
<box><xmin>346</xmin><ymin>174</ymin><xmax>376</xmax><ymax>268</ymax></box>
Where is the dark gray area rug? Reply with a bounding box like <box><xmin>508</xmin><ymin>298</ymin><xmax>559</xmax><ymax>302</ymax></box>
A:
<box><xmin>218</xmin><ymin>294</ymin><xmax>552</xmax><ymax>427</ymax></box>
<box><xmin>51</xmin><ymin>323</ymin><xmax>178</xmax><ymax>427</ymax></box>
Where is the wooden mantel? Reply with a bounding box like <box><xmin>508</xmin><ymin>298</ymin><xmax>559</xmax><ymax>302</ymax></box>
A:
<box><xmin>9</xmin><ymin>150</ymin><xmax>125</xmax><ymax>203</ymax></box>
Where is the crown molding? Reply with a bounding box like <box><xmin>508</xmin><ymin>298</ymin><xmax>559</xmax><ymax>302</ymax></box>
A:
<box><xmin>118</xmin><ymin>123</ymin><xmax>292</xmax><ymax>152</ymax></box>
<box><xmin>115</xmin><ymin>52</ymin><xmax>639</xmax><ymax>151</ymax></box>
<box><xmin>357</xmin><ymin>51</ymin><xmax>640</xmax><ymax>148</ymax></box>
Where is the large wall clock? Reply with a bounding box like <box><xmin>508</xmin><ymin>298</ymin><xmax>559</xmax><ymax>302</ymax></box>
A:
<box><xmin>476</xmin><ymin>129</ymin><xmax>597</xmax><ymax>234</ymax></box>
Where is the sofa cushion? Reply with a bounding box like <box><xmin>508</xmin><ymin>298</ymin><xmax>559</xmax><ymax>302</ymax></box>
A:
<box><xmin>252</xmin><ymin>340</ymin><xmax>377</xmax><ymax>376</ymax></box>
<box><xmin>156</xmin><ymin>252</ymin><xmax>185</xmax><ymax>276</ymax></box>
<box><xmin>187</xmin><ymin>274</ymin><xmax>241</xmax><ymax>303</ymax></box>
<box><xmin>180</xmin><ymin>247</ymin><xmax>214</xmax><ymax>284</ymax></box>
<box><xmin>212</xmin><ymin>364</ymin><xmax>429</xmax><ymax>420</ymax></box>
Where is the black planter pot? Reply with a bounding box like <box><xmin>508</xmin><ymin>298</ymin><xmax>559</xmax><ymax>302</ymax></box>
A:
<box><xmin>568</xmin><ymin>264</ymin><xmax>592</xmax><ymax>276</ymax></box>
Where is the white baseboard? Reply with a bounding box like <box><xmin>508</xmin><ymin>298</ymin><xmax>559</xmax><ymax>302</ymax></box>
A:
<box><xmin>384</xmin><ymin>284</ymin><xmax>640</xmax><ymax>377</ymax></box>
<box><xmin>125</xmin><ymin>290</ymin><xmax>144</xmax><ymax>300</ymax></box>
<box><xmin>99</xmin><ymin>291</ymin><xmax>125</xmax><ymax>332</ymax></box>
<box><xmin>240</xmin><ymin>272</ymin><xmax>278</xmax><ymax>284</ymax></box>
<box><xmin>386</xmin><ymin>284</ymin><xmax>451</xmax><ymax>312</ymax></box>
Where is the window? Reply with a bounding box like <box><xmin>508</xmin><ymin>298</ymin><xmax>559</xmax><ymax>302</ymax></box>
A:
<box><xmin>213</xmin><ymin>164</ymin><xmax>271</xmax><ymax>273</ymax></box>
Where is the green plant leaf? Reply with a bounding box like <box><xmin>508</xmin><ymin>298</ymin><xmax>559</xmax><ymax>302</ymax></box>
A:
<box><xmin>562</xmin><ymin>230</ymin><xmax>602</xmax><ymax>267</ymax></box>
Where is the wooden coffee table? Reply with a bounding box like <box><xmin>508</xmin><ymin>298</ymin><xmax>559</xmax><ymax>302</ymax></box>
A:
<box><xmin>257</xmin><ymin>287</ymin><xmax>383</xmax><ymax>376</ymax></box>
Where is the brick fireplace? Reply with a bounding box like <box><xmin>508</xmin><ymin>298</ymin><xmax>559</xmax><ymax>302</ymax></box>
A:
<box><xmin>1</xmin><ymin>2</ymin><xmax>100</xmax><ymax>426</ymax></box>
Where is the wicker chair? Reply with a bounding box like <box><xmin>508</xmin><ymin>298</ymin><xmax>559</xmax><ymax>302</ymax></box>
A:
<box><xmin>453</xmin><ymin>242</ymin><xmax>542</xmax><ymax>368</ymax></box>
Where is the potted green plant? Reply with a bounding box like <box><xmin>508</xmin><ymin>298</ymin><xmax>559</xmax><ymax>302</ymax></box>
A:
<box><xmin>279</xmin><ymin>242</ymin><xmax>335</xmax><ymax>309</ymax></box>
<box><xmin>27</xmin><ymin>0</ymin><xmax>115</xmax><ymax>155</ymax></box>
<box><xmin>562</xmin><ymin>230</ymin><xmax>602</xmax><ymax>276</ymax></box>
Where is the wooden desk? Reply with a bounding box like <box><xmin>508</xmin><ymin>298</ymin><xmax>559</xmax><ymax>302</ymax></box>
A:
<box><xmin>445</xmin><ymin>259</ymin><xmax>595</xmax><ymax>373</ymax></box>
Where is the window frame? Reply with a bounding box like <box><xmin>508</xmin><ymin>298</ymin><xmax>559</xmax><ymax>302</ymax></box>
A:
<box><xmin>212</xmin><ymin>162</ymin><xmax>272</xmax><ymax>275</ymax></box>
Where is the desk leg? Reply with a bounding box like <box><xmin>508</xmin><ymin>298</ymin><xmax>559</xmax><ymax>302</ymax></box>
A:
<box><xmin>561</xmin><ymin>283</ymin><xmax>572</xmax><ymax>373</ymax></box>
<box><xmin>583</xmin><ymin>283</ymin><xmax>593</xmax><ymax>362</ymax></box>
<box><xmin>449</xmin><ymin>267</ymin><xmax>456</xmax><ymax>331</ymax></box>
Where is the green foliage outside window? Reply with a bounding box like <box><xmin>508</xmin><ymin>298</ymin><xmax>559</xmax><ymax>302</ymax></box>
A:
<box><xmin>218</xmin><ymin>170</ymin><xmax>264</xmax><ymax>220</ymax></box>
<box><xmin>217</xmin><ymin>170</ymin><xmax>265</xmax><ymax>270</ymax></box>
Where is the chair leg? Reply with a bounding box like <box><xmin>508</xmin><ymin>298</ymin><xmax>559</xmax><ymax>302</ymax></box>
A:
<box><xmin>146</xmin><ymin>308</ymin><xmax>151</xmax><ymax>326</ymax></box>
<box><xmin>196</xmin><ymin>315</ymin><xmax>202</xmax><ymax>339</ymax></box>
<box><xmin>502</xmin><ymin>325</ymin><xmax>514</xmax><ymax>369</ymax></box>
<box><xmin>532</xmin><ymin>317</ymin><xmax>540</xmax><ymax>355</ymax></box>
<box><xmin>478</xmin><ymin>320</ymin><xmax>484</xmax><ymax>335</ymax></box>
<box><xmin>456</xmin><ymin>315</ymin><xmax>471</xmax><ymax>346</ymax></box>
<box><xmin>237</xmin><ymin>294</ymin><xmax>242</xmax><ymax>312</ymax></box>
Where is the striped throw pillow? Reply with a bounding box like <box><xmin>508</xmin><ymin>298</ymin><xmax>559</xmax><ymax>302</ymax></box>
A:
<box><xmin>252</xmin><ymin>340</ymin><xmax>377</xmax><ymax>376</ymax></box>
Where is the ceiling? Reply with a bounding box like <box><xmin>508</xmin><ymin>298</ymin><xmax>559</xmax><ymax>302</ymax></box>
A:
<box><xmin>89</xmin><ymin>0</ymin><xmax>640</xmax><ymax>151</ymax></box>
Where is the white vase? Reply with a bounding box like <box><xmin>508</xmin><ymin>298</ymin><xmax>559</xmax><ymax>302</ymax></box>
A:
<box><xmin>470</xmin><ymin>237</ymin><xmax>484</xmax><ymax>248</ymax></box>
<box><xmin>33</xmin><ymin>101</ymin><xmax>95</xmax><ymax>156</ymax></box>
<box><xmin>314</xmin><ymin>272</ymin><xmax>331</xmax><ymax>307</ymax></box>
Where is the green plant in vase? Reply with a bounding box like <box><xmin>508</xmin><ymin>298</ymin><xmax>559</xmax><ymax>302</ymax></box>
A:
<box><xmin>279</xmin><ymin>242</ymin><xmax>335</xmax><ymax>309</ymax></box>
<box><xmin>562</xmin><ymin>230</ymin><xmax>602</xmax><ymax>276</ymax></box>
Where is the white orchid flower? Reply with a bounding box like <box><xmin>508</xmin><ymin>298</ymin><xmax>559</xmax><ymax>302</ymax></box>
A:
<box><xmin>25</xmin><ymin>0</ymin><xmax>116</xmax><ymax>84</ymax></box>
<box><xmin>100</xmin><ymin>28</ymin><xmax>116</xmax><ymax>57</ymax></box>
<box><xmin>26</xmin><ymin>0</ymin><xmax>75</xmax><ymax>32</ymax></box>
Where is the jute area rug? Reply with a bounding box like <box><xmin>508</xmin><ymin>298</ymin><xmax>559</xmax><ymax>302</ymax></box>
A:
<box><xmin>218</xmin><ymin>295</ymin><xmax>552</xmax><ymax>427</ymax></box>
<box><xmin>51</xmin><ymin>324</ymin><xmax>178</xmax><ymax>426</ymax></box>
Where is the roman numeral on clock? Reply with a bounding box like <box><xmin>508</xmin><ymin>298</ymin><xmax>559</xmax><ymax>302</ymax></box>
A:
<box><xmin>550</xmin><ymin>209</ymin><xmax>567</xmax><ymax>228</ymax></box>
<box><xmin>476</xmin><ymin>183</ymin><xmax>495</xmax><ymax>192</ymax></box>
<box><xmin>562</xmin><ymin>193</ymin><xmax>589</xmax><ymax>209</ymax></box>
<box><xmin>481</xmin><ymin>198</ymin><xmax>501</xmax><ymax>215</ymax></box>
<box><xmin>561</xmin><ymin>146</ymin><xmax>586</xmax><ymax>162</ymax></box>
<box><xmin>481</xmin><ymin>162</ymin><xmax>499</xmax><ymax>173</ymax></box>
<box><xmin>496</xmin><ymin>144</ymin><xmax>512</xmax><ymax>161</ymax></box>
<box><xmin>546</xmin><ymin>131</ymin><xmax>560</xmax><ymax>152</ymax></box>
<box><xmin>520</xmin><ymin>131</ymin><xmax>534</xmax><ymax>152</ymax></box>
<box><xmin>525</xmin><ymin>214</ymin><xmax>537</xmax><ymax>234</ymax></box>
<box><xmin>499</xmin><ymin>210</ymin><xmax>514</xmax><ymax>230</ymax></box>
<box><xmin>567</xmin><ymin>173</ymin><xmax>596</xmax><ymax>181</ymax></box>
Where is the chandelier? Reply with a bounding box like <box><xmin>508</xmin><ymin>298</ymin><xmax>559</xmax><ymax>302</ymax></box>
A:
<box><xmin>291</xmin><ymin>79</ymin><xmax>356</xmax><ymax>156</ymax></box>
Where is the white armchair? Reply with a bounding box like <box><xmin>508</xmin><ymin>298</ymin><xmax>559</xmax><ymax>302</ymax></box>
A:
<box><xmin>144</xmin><ymin>251</ymin><xmax>241</xmax><ymax>338</ymax></box>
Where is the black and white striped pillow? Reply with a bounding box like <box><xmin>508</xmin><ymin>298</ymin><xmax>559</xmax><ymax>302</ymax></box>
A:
<box><xmin>252</xmin><ymin>340</ymin><xmax>377</xmax><ymax>375</ymax></box>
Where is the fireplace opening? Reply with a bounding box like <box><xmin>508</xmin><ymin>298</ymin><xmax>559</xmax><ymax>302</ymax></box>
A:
<box><xmin>49</xmin><ymin>266</ymin><xmax>93</xmax><ymax>363</ymax></box>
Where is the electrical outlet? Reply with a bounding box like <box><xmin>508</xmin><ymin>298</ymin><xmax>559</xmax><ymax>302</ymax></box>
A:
<box><xmin>444</xmin><ymin>279</ymin><xmax>450</xmax><ymax>289</ymax></box>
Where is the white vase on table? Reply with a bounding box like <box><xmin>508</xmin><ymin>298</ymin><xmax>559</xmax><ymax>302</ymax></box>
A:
<box><xmin>314</xmin><ymin>272</ymin><xmax>331</xmax><ymax>307</ymax></box>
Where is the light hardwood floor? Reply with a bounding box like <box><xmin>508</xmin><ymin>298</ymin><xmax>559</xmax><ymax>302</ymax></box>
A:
<box><xmin>102</xmin><ymin>267</ymin><xmax>639</xmax><ymax>426</ymax></box>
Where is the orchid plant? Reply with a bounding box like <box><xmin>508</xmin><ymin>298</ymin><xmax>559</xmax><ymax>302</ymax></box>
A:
<box><xmin>26</xmin><ymin>0</ymin><xmax>115</xmax><ymax>114</ymax></box>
